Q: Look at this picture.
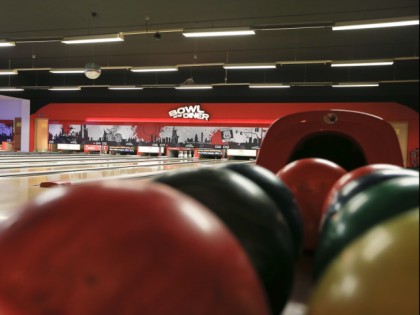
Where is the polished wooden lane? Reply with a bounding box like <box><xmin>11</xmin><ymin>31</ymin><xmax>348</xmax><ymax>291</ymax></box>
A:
<box><xmin>0</xmin><ymin>158</ymin><xmax>206</xmax><ymax>177</ymax></box>
<box><xmin>0</xmin><ymin>157</ymin><xmax>235</xmax><ymax>219</ymax></box>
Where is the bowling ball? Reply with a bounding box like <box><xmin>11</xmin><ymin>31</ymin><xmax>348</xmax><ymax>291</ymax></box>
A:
<box><xmin>220</xmin><ymin>163</ymin><xmax>303</xmax><ymax>259</ymax></box>
<box><xmin>314</xmin><ymin>176</ymin><xmax>419</xmax><ymax>281</ymax></box>
<box><xmin>308</xmin><ymin>209</ymin><xmax>419</xmax><ymax>315</ymax></box>
<box><xmin>277</xmin><ymin>158</ymin><xmax>347</xmax><ymax>250</ymax></box>
<box><xmin>0</xmin><ymin>182</ymin><xmax>270</xmax><ymax>315</ymax></box>
<box><xmin>321</xmin><ymin>166</ymin><xmax>418</xmax><ymax>232</ymax></box>
<box><xmin>0</xmin><ymin>299</ymin><xmax>21</xmax><ymax>315</ymax></box>
<box><xmin>153</xmin><ymin>167</ymin><xmax>295</xmax><ymax>315</ymax></box>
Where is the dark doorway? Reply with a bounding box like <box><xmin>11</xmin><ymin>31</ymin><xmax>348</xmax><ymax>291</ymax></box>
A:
<box><xmin>288</xmin><ymin>133</ymin><xmax>367</xmax><ymax>171</ymax></box>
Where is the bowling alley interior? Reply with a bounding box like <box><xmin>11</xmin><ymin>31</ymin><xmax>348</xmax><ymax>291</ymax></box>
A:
<box><xmin>0</xmin><ymin>1</ymin><xmax>419</xmax><ymax>315</ymax></box>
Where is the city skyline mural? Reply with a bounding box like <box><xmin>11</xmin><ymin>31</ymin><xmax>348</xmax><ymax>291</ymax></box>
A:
<box><xmin>49</xmin><ymin>123</ymin><xmax>268</xmax><ymax>150</ymax></box>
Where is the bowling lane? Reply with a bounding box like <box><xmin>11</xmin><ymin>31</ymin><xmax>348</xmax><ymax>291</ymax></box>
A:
<box><xmin>0</xmin><ymin>158</ymin><xmax>241</xmax><ymax>220</ymax></box>
<box><xmin>0</xmin><ymin>155</ymin><xmax>166</xmax><ymax>168</ymax></box>
<box><xmin>0</xmin><ymin>157</ymin><xmax>198</xmax><ymax>176</ymax></box>
<box><xmin>0</xmin><ymin>153</ymin><xmax>135</xmax><ymax>163</ymax></box>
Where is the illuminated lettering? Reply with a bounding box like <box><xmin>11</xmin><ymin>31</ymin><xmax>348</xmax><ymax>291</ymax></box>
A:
<box><xmin>169</xmin><ymin>105</ymin><xmax>210</xmax><ymax>121</ymax></box>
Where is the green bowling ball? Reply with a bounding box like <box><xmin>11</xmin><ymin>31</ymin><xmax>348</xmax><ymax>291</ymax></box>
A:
<box><xmin>314</xmin><ymin>176</ymin><xmax>419</xmax><ymax>281</ymax></box>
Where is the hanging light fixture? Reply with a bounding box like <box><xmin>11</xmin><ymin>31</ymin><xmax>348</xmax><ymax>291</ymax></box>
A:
<box><xmin>108</xmin><ymin>86</ymin><xmax>144</xmax><ymax>90</ymax></box>
<box><xmin>224</xmin><ymin>63</ymin><xmax>276</xmax><ymax>70</ymax></box>
<box><xmin>48</xmin><ymin>86</ymin><xmax>82</xmax><ymax>91</ymax></box>
<box><xmin>61</xmin><ymin>33</ymin><xmax>124</xmax><ymax>44</ymax></box>
<box><xmin>49</xmin><ymin>68</ymin><xmax>85</xmax><ymax>74</ymax></box>
<box><xmin>175</xmin><ymin>85</ymin><xmax>213</xmax><ymax>90</ymax></box>
<box><xmin>0</xmin><ymin>70</ymin><xmax>18</xmax><ymax>75</ymax></box>
<box><xmin>249</xmin><ymin>83</ymin><xmax>291</xmax><ymax>89</ymax></box>
<box><xmin>131</xmin><ymin>66</ymin><xmax>178</xmax><ymax>73</ymax></box>
<box><xmin>331</xmin><ymin>60</ymin><xmax>394</xmax><ymax>67</ymax></box>
<box><xmin>183</xmin><ymin>27</ymin><xmax>255</xmax><ymax>38</ymax></box>
<box><xmin>0</xmin><ymin>41</ymin><xmax>15</xmax><ymax>47</ymax></box>
<box><xmin>333</xmin><ymin>16</ymin><xmax>419</xmax><ymax>31</ymax></box>
<box><xmin>0</xmin><ymin>87</ymin><xmax>24</xmax><ymax>92</ymax></box>
<box><xmin>332</xmin><ymin>82</ymin><xmax>380</xmax><ymax>88</ymax></box>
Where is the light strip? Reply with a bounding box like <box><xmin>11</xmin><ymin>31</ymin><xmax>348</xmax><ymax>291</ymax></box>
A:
<box><xmin>49</xmin><ymin>68</ymin><xmax>85</xmax><ymax>74</ymax></box>
<box><xmin>0</xmin><ymin>87</ymin><xmax>24</xmax><ymax>92</ymax></box>
<box><xmin>48</xmin><ymin>86</ymin><xmax>81</xmax><ymax>91</ymax></box>
<box><xmin>333</xmin><ymin>83</ymin><xmax>380</xmax><ymax>88</ymax></box>
<box><xmin>250</xmin><ymin>84</ymin><xmax>291</xmax><ymax>89</ymax></box>
<box><xmin>131</xmin><ymin>66</ymin><xmax>178</xmax><ymax>73</ymax></box>
<box><xmin>332</xmin><ymin>60</ymin><xmax>394</xmax><ymax>67</ymax></box>
<box><xmin>333</xmin><ymin>17</ymin><xmax>419</xmax><ymax>31</ymax></box>
<box><xmin>61</xmin><ymin>33</ymin><xmax>124</xmax><ymax>44</ymax></box>
<box><xmin>108</xmin><ymin>86</ymin><xmax>144</xmax><ymax>90</ymax></box>
<box><xmin>0</xmin><ymin>41</ymin><xmax>15</xmax><ymax>47</ymax></box>
<box><xmin>224</xmin><ymin>63</ymin><xmax>276</xmax><ymax>70</ymax></box>
<box><xmin>175</xmin><ymin>85</ymin><xmax>213</xmax><ymax>90</ymax></box>
<box><xmin>0</xmin><ymin>70</ymin><xmax>18</xmax><ymax>75</ymax></box>
<box><xmin>183</xmin><ymin>27</ymin><xmax>255</xmax><ymax>38</ymax></box>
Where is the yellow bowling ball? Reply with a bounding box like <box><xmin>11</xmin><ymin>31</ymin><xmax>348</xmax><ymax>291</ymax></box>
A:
<box><xmin>307</xmin><ymin>209</ymin><xmax>419</xmax><ymax>315</ymax></box>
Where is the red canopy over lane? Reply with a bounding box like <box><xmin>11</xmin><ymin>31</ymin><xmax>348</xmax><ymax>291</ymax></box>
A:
<box><xmin>257</xmin><ymin>110</ymin><xmax>404</xmax><ymax>173</ymax></box>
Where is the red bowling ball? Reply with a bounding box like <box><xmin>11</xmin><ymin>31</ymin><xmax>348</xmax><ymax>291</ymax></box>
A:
<box><xmin>277</xmin><ymin>158</ymin><xmax>347</xmax><ymax>250</ymax></box>
<box><xmin>0</xmin><ymin>182</ymin><xmax>270</xmax><ymax>315</ymax></box>
<box><xmin>0</xmin><ymin>299</ymin><xmax>20</xmax><ymax>315</ymax></box>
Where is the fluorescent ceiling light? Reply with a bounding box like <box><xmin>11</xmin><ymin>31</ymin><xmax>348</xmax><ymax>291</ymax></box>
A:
<box><xmin>333</xmin><ymin>16</ymin><xmax>419</xmax><ymax>31</ymax></box>
<box><xmin>0</xmin><ymin>41</ymin><xmax>15</xmax><ymax>47</ymax></box>
<box><xmin>332</xmin><ymin>60</ymin><xmax>394</xmax><ymax>67</ymax></box>
<box><xmin>333</xmin><ymin>83</ymin><xmax>380</xmax><ymax>88</ymax></box>
<box><xmin>108</xmin><ymin>86</ymin><xmax>144</xmax><ymax>90</ymax></box>
<box><xmin>175</xmin><ymin>85</ymin><xmax>213</xmax><ymax>90</ymax></box>
<box><xmin>131</xmin><ymin>66</ymin><xmax>178</xmax><ymax>73</ymax></box>
<box><xmin>61</xmin><ymin>33</ymin><xmax>124</xmax><ymax>44</ymax></box>
<box><xmin>250</xmin><ymin>84</ymin><xmax>291</xmax><ymax>89</ymax></box>
<box><xmin>49</xmin><ymin>68</ymin><xmax>85</xmax><ymax>74</ymax></box>
<box><xmin>224</xmin><ymin>63</ymin><xmax>276</xmax><ymax>70</ymax></box>
<box><xmin>0</xmin><ymin>87</ymin><xmax>24</xmax><ymax>92</ymax></box>
<box><xmin>183</xmin><ymin>27</ymin><xmax>255</xmax><ymax>38</ymax></box>
<box><xmin>0</xmin><ymin>70</ymin><xmax>18</xmax><ymax>75</ymax></box>
<box><xmin>48</xmin><ymin>86</ymin><xmax>81</xmax><ymax>91</ymax></box>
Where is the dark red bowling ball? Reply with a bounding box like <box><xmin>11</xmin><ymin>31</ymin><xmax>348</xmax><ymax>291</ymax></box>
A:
<box><xmin>0</xmin><ymin>299</ymin><xmax>20</xmax><ymax>315</ymax></box>
<box><xmin>321</xmin><ymin>166</ymin><xmax>418</xmax><ymax>232</ymax></box>
<box><xmin>321</xmin><ymin>164</ymin><xmax>403</xmax><ymax>230</ymax></box>
<box><xmin>277</xmin><ymin>158</ymin><xmax>347</xmax><ymax>251</ymax></box>
<box><xmin>153</xmin><ymin>167</ymin><xmax>295</xmax><ymax>315</ymax></box>
<box><xmin>0</xmin><ymin>182</ymin><xmax>270</xmax><ymax>315</ymax></box>
<box><xmin>220</xmin><ymin>163</ymin><xmax>303</xmax><ymax>259</ymax></box>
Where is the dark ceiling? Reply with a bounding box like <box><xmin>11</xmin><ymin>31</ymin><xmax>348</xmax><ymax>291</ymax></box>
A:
<box><xmin>0</xmin><ymin>0</ymin><xmax>419</xmax><ymax>113</ymax></box>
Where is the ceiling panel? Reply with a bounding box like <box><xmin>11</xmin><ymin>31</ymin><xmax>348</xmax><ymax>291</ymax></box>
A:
<box><xmin>0</xmin><ymin>0</ymin><xmax>418</xmax><ymax>111</ymax></box>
